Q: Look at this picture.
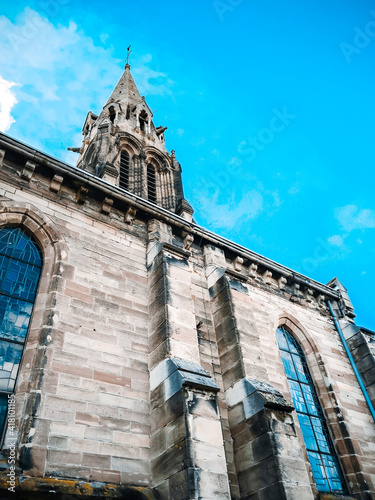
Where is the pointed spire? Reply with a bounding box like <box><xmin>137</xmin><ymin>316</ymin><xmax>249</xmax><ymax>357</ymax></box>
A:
<box><xmin>104</xmin><ymin>63</ymin><xmax>143</xmax><ymax>108</ymax></box>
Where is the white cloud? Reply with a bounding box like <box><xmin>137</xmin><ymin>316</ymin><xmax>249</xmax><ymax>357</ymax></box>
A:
<box><xmin>288</xmin><ymin>185</ymin><xmax>300</xmax><ymax>195</ymax></box>
<box><xmin>328</xmin><ymin>234</ymin><xmax>345</xmax><ymax>247</ymax></box>
<box><xmin>0</xmin><ymin>76</ymin><xmax>18</xmax><ymax>132</ymax></box>
<box><xmin>335</xmin><ymin>204</ymin><xmax>375</xmax><ymax>232</ymax></box>
<box><xmin>0</xmin><ymin>9</ymin><xmax>80</xmax><ymax>72</ymax></box>
<box><xmin>132</xmin><ymin>54</ymin><xmax>174</xmax><ymax>96</ymax></box>
<box><xmin>196</xmin><ymin>189</ymin><xmax>264</xmax><ymax>230</ymax></box>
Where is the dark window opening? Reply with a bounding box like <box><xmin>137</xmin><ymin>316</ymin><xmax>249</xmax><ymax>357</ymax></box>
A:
<box><xmin>0</xmin><ymin>227</ymin><xmax>43</xmax><ymax>440</ymax></box>
<box><xmin>139</xmin><ymin>110</ymin><xmax>148</xmax><ymax>132</ymax></box>
<box><xmin>147</xmin><ymin>164</ymin><xmax>157</xmax><ymax>204</ymax></box>
<box><xmin>108</xmin><ymin>106</ymin><xmax>116</xmax><ymax>124</ymax></box>
<box><xmin>119</xmin><ymin>151</ymin><xmax>130</xmax><ymax>190</ymax></box>
<box><xmin>276</xmin><ymin>326</ymin><xmax>347</xmax><ymax>494</ymax></box>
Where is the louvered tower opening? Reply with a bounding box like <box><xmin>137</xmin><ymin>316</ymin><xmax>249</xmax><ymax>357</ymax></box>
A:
<box><xmin>119</xmin><ymin>151</ymin><xmax>130</xmax><ymax>190</ymax></box>
<box><xmin>147</xmin><ymin>164</ymin><xmax>157</xmax><ymax>204</ymax></box>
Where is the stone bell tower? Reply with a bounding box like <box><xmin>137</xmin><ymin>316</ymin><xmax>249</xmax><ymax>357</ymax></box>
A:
<box><xmin>73</xmin><ymin>63</ymin><xmax>193</xmax><ymax>220</ymax></box>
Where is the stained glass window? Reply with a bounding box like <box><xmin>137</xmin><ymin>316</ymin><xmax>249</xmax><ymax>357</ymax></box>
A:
<box><xmin>0</xmin><ymin>227</ymin><xmax>42</xmax><ymax>438</ymax></box>
<box><xmin>276</xmin><ymin>326</ymin><xmax>346</xmax><ymax>494</ymax></box>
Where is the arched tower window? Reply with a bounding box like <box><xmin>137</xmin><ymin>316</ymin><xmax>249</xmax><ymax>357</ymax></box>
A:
<box><xmin>276</xmin><ymin>326</ymin><xmax>346</xmax><ymax>494</ymax></box>
<box><xmin>147</xmin><ymin>164</ymin><xmax>157</xmax><ymax>204</ymax></box>
<box><xmin>108</xmin><ymin>105</ymin><xmax>116</xmax><ymax>124</ymax></box>
<box><xmin>119</xmin><ymin>151</ymin><xmax>130</xmax><ymax>190</ymax></box>
<box><xmin>139</xmin><ymin>110</ymin><xmax>148</xmax><ymax>132</ymax></box>
<box><xmin>0</xmin><ymin>228</ymin><xmax>43</xmax><ymax>437</ymax></box>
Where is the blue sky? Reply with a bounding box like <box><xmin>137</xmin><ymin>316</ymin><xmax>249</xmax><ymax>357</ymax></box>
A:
<box><xmin>0</xmin><ymin>0</ymin><xmax>374</xmax><ymax>328</ymax></box>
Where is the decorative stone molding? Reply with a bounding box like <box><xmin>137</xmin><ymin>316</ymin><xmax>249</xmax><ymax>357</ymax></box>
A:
<box><xmin>163</xmin><ymin>241</ymin><xmax>191</xmax><ymax>259</ymax></box>
<box><xmin>76</xmin><ymin>186</ymin><xmax>88</xmax><ymax>204</ymax></box>
<box><xmin>150</xmin><ymin>358</ymin><xmax>219</xmax><ymax>395</ymax></box>
<box><xmin>278</xmin><ymin>276</ymin><xmax>287</xmax><ymax>289</ymax></box>
<box><xmin>226</xmin><ymin>378</ymin><xmax>294</xmax><ymax>415</ymax></box>
<box><xmin>233</xmin><ymin>256</ymin><xmax>244</xmax><ymax>271</ymax></box>
<box><xmin>0</xmin><ymin>133</ymin><xmax>341</xmax><ymax>304</ymax></box>
<box><xmin>225</xmin><ymin>268</ymin><xmax>248</xmax><ymax>283</ymax></box>
<box><xmin>124</xmin><ymin>206</ymin><xmax>136</xmax><ymax>225</ymax></box>
<box><xmin>204</xmin><ymin>245</ymin><xmax>226</xmax><ymax>268</ymax></box>
<box><xmin>0</xmin><ymin>149</ymin><xmax>5</xmax><ymax>168</ymax></box>
<box><xmin>183</xmin><ymin>233</ymin><xmax>194</xmax><ymax>250</ymax></box>
<box><xmin>248</xmin><ymin>262</ymin><xmax>258</xmax><ymax>277</ymax></box>
<box><xmin>49</xmin><ymin>174</ymin><xmax>63</xmax><ymax>193</ymax></box>
<box><xmin>101</xmin><ymin>197</ymin><xmax>113</xmax><ymax>215</ymax></box>
<box><xmin>262</xmin><ymin>270</ymin><xmax>273</xmax><ymax>284</ymax></box>
<box><xmin>304</xmin><ymin>287</ymin><xmax>314</xmax><ymax>303</ymax></box>
<box><xmin>317</xmin><ymin>294</ymin><xmax>326</xmax><ymax>309</ymax></box>
<box><xmin>291</xmin><ymin>283</ymin><xmax>303</xmax><ymax>299</ymax></box>
<box><xmin>20</xmin><ymin>161</ymin><xmax>36</xmax><ymax>181</ymax></box>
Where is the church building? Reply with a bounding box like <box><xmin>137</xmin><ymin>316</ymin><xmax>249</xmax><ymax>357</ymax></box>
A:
<box><xmin>0</xmin><ymin>62</ymin><xmax>374</xmax><ymax>499</ymax></box>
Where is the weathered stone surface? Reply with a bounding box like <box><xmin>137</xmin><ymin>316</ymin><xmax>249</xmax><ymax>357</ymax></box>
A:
<box><xmin>0</xmin><ymin>61</ymin><xmax>374</xmax><ymax>500</ymax></box>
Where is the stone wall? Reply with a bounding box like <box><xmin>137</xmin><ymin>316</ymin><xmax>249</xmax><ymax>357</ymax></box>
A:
<box><xmin>0</xmin><ymin>135</ymin><xmax>374</xmax><ymax>499</ymax></box>
<box><xmin>0</xmin><ymin>166</ymin><xmax>152</xmax><ymax>495</ymax></box>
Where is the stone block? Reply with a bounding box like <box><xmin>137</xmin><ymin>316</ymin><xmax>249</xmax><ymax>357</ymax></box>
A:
<box><xmin>204</xmin><ymin>245</ymin><xmax>226</xmax><ymax>268</ymax></box>
<box><xmin>196</xmin><ymin>470</ymin><xmax>231</xmax><ymax>499</ymax></box>
<box><xmin>82</xmin><ymin>453</ymin><xmax>111</xmax><ymax>469</ymax></box>
<box><xmin>151</xmin><ymin>391</ymin><xmax>184</xmax><ymax>432</ymax></box>
<box><xmin>238</xmin><ymin>456</ymin><xmax>279</xmax><ymax>495</ymax></box>
<box><xmin>251</xmin><ymin>431</ymin><xmax>274</xmax><ymax>463</ymax></box>
<box><xmin>168</xmin><ymin>469</ymin><xmax>189</xmax><ymax>500</ymax></box>
<box><xmin>187</xmin><ymin>393</ymin><xmax>219</xmax><ymax>419</ymax></box>
<box><xmin>192</xmin><ymin>416</ymin><xmax>223</xmax><ymax>446</ymax></box>
<box><xmin>234</xmin><ymin>442</ymin><xmax>253</xmax><ymax>473</ymax></box>
<box><xmin>166</xmin><ymin>414</ymin><xmax>186</xmax><ymax>448</ymax></box>
<box><xmin>47</xmin><ymin>450</ymin><xmax>81</xmax><ymax>465</ymax></box>
<box><xmin>152</xmin><ymin>441</ymin><xmax>186</xmax><ymax>484</ymax></box>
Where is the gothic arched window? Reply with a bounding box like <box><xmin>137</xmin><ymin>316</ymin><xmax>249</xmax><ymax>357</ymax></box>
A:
<box><xmin>119</xmin><ymin>151</ymin><xmax>130</xmax><ymax>190</ymax></box>
<box><xmin>276</xmin><ymin>326</ymin><xmax>346</xmax><ymax>494</ymax></box>
<box><xmin>147</xmin><ymin>164</ymin><xmax>157</xmax><ymax>204</ymax></box>
<box><xmin>0</xmin><ymin>228</ymin><xmax>42</xmax><ymax>437</ymax></box>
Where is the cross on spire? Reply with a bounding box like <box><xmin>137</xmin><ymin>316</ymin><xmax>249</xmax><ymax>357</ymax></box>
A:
<box><xmin>125</xmin><ymin>45</ymin><xmax>132</xmax><ymax>67</ymax></box>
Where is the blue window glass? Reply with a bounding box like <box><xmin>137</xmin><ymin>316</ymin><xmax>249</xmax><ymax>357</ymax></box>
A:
<box><xmin>0</xmin><ymin>227</ymin><xmax>42</xmax><ymax>438</ymax></box>
<box><xmin>276</xmin><ymin>326</ymin><xmax>347</xmax><ymax>494</ymax></box>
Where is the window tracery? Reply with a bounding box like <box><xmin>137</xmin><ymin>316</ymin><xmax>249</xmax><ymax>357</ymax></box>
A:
<box><xmin>0</xmin><ymin>228</ymin><xmax>42</xmax><ymax>438</ymax></box>
<box><xmin>276</xmin><ymin>326</ymin><xmax>346</xmax><ymax>494</ymax></box>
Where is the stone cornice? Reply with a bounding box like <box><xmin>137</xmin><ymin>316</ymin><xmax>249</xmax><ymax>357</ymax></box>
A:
<box><xmin>0</xmin><ymin>132</ymin><xmax>339</xmax><ymax>300</ymax></box>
